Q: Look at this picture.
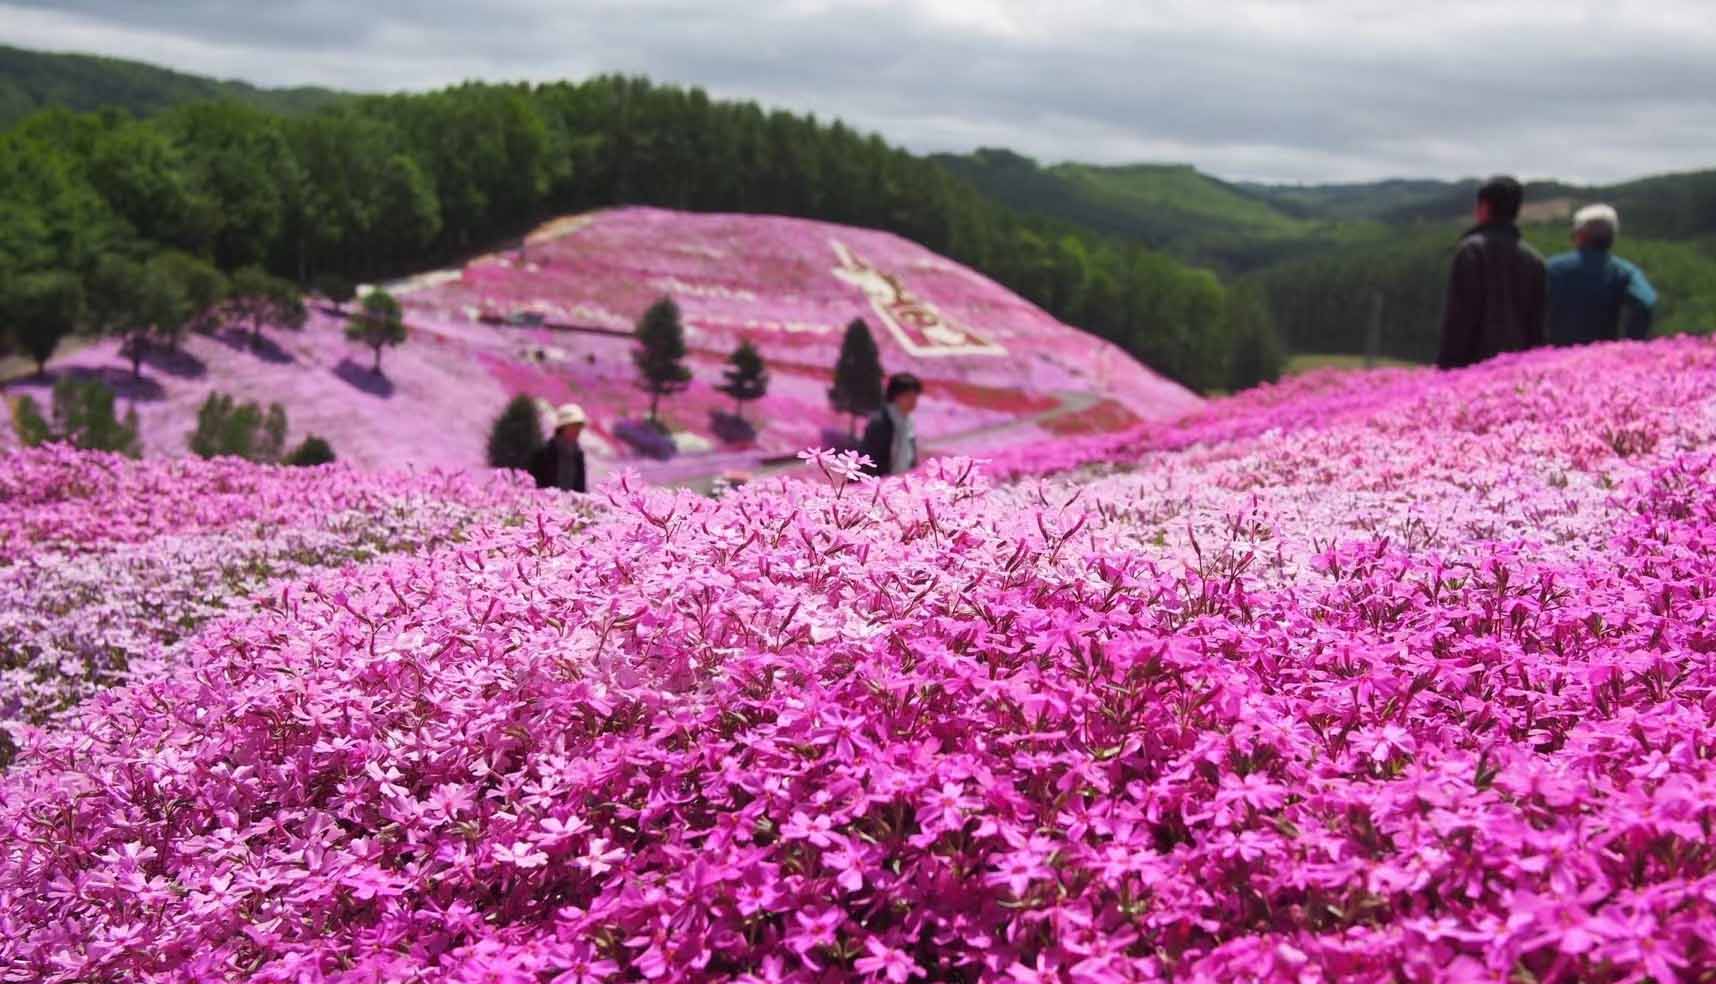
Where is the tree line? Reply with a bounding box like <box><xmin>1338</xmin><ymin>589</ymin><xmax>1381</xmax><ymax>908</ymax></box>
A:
<box><xmin>1248</xmin><ymin>224</ymin><xmax>1716</xmax><ymax>364</ymax></box>
<box><xmin>0</xmin><ymin>76</ymin><xmax>1281</xmax><ymax>393</ymax></box>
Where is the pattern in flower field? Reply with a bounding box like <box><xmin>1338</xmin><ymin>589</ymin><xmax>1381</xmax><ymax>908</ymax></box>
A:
<box><xmin>2</xmin><ymin>207</ymin><xmax>1199</xmax><ymax>482</ymax></box>
<box><xmin>6</xmin><ymin>339</ymin><xmax>1716</xmax><ymax>981</ymax></box>
<box><xmin>0</xmin><ymin>447</ymin><xmax>553</xmax><ymax>726</ymax></box>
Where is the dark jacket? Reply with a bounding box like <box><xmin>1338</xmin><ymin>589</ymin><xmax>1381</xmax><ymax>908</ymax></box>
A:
<box><xmin>1436</xmin><ymin>223</ymin><xmax>1548</xmax><ymax>370</ymax></box>
<box><xmin>1546</xmin><ymin>247</ymin><xmax>1657</xmax><ymax>346</ymax></box>
<box><xmin>859</xmin><ymin>409</ymin><xmax>910</xmax><ymax>477</ymax></box>
<box><xmin>527</xmin><ymin>439</ymin><xmax>586</xmax><ymax>493</ymax></box>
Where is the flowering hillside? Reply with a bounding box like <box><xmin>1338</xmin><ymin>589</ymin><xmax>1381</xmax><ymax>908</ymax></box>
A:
<box><xmin>6</xmin><ymin>338</ymin><xmax>1716</xmax><ymax>982</ymax></box>
<box><xmin>3</xmin><ymin>207</ymin><xmax>1198</xmax><ymax>483</ymax></box>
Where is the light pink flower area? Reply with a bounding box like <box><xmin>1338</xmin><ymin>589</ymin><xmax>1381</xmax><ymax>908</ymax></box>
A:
<box><xmin>7</xmin><ymin>338</ymin><xmax>1716</xmax><ymax>982</ymax></box>
<box><xmin>1</xmin><ymin>207</ymin><xmax>1199</xmax><ymax>482</ymax></box>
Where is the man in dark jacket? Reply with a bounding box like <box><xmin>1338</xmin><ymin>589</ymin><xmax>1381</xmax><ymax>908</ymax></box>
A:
<box><xmin>860</xmin><ymin>373</ymin><xmax>922</xmax><ymax>477</ymax></box>
<box><xmin>1436</xmin><ymin>176</ymin><xmax>1548</xmax><ymax>370</ymax></box>
<box><xmin>528</xmin><ymin>403</ymin><xmax>587</xmax><ymax>493</ymax></box>
<box><xmin>1546</xmin><ymin>204</ymin><xmax>1657</xmax><ymax>346</ymax></box>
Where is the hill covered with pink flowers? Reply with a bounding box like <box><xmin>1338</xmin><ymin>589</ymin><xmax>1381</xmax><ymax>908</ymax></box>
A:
<box><xmin>4</xmin><ymin>207</ymin><xmax>1199</xmax><ymax>483</ymax></box>
<box><xmin>8</xmin><ymin>338</ymin><xmax>1716</xmax><ymax>981</ymax></box>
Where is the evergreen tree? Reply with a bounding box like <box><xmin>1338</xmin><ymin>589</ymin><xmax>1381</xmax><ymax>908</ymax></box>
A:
<box><xmin>3</xmin><ymin>271</ymin><xmax>83</xmax><ymax>377</ymax></box>
<box><xmin>715</xmin><ymin>340</ymin><xmax>769</xmax><ymax>421</ymax></box>
<box><xmin>486</xmin><ymin>394</ymin><xmax>543</xmax><ymax>470</ymax></box>
<box><xmin>1222</xmin><ymin>284</ymin><xmax>1286</xmax><ymax>392</ymax></box>
<box><xmin>187</xmin><ymin>391</ymin><xmax>288</xmax><ymax>461</ymax></box>
<box><xmin>632</xmin><ymin>296</ymin><xmax>692</xmax><ymax>425</ymax></box>
<box><xmin>11</xmin><ymin>395</ymin><xmax>51</xmax><ymax>447</ymax></box>
<box><xmin>13</xmin><ymin>377</ymin><xmax>141</xmax><ymax>456</ymax></box>
<box><xmin>344</xmin><ymin>288</ymin><xmax>406</xmax><ymax>374</ymax></box>
<box><xmin>284</xmin><ymin>434</ymin><xmax>336</xmax><ymax>466</ymax></box>
<box><xmin>828</xmin><ymin>318</ymin><xmax>884</xmax><ymax>435</ymax></box>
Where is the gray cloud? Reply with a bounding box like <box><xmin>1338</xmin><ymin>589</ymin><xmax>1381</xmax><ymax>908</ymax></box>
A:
<box><xmin>4</xmin><ymin>0</ymin><xmax>1714</xmax><ymax>183</ymax></box>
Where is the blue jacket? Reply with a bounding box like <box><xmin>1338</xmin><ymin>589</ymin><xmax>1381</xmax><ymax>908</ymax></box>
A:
<box><xmin>1546</xmin><ymin>248</ymin><xmax>1657</xmax><ymax>345</ymax></box>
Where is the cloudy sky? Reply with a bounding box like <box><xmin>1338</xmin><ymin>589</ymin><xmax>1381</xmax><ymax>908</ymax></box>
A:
<box><xmin>5</xmin><ymin>0</ymin><xmax>1714</xmax><ymax>183</ymax></box>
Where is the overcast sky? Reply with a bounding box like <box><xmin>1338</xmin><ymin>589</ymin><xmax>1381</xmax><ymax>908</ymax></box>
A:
<box><xmin>5</xmin><ymin>0</ymin><xmax>1714</xmax><ymax>184</ymax></box>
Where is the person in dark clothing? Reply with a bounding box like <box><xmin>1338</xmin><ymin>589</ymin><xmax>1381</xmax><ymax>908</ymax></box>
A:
<box><xmin>528</xmin><ymin>403</ymin><xmax>587</xmax><ymax>493</ymax></box>
<box><xmin>860</xmin><ymin>373</ymin><xmax>923</xmax><ymax>477</ymax></box>
<box><xmin>1547</xmin><ymin>204</ymin><xmax>1657</xmax><ymax>346</ymax></box>
<box><xmin>1436</xmin><ymin>176</ymin><xmax>1548</xmax><ymax>370</ymax></box>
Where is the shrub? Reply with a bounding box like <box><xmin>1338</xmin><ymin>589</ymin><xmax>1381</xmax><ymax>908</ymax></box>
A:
<box><xmin>613</xmin><ymin>416</ymin><xmax>676</xmax><ymax>459</ymax></box>
<box><xmin>187</xmin><ymin>392</ymin><xmax>287</xmax><ymax>462</ymax></box>
<box><xmin>486</xmin><ymin>394</ymin><xmax>544</xmax><ymax>470</ymax></box>
<box><xmin>12</xmin><ymin>376</ymin><xmax>140</xmax><ymax>456</ymax></box>
<box><xmin>283</xmin><ymin>434</ymin><xmax>336</xmax><ymax>467</ymax></box>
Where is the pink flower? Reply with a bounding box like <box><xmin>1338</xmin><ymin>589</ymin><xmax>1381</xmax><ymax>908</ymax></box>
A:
<box><xmin>855</xmin><ymin>938</ymin><xmax>922</xmax><ymax>983</ymax></box>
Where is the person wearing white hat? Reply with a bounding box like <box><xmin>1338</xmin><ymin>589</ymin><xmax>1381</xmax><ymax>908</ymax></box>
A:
<box><xmin>1546</xmin><ymin>203</ymin><xmax>1658</xmax><ymax>346</ymax></box>
<box><xmin>527</xmin><ymin>402</ymin><xmax>588</xmax><ymax>492</ymax></box>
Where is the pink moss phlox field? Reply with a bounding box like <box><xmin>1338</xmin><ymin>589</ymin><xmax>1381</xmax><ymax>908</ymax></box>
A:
<box><xmin>7</xmin><ymin>339</ymin><xmax>1716</xmax><ymax>981</ymax></box>
<box><xmin>0</xmin><ymin>446</ymin><xmax>552</xmax><ymax>724</ymax></box>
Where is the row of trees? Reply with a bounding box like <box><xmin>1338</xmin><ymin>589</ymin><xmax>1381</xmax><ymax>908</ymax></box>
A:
<box><xmin>0</xmin><ymin>77</ymin><xmax>1281</xmax><ymax>392</ymax></box>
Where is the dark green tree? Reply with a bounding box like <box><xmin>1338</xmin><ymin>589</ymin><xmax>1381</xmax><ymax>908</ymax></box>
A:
<box><xmin>632</xmin><ymin>296</ymin><xmax>692</xmax><ymax>425</ymax></box>
<box><xmin>152</xmin><ymin>251</ymin><xmax>227</xmax><ymax>342</ymax></box>
<box><xmin>84</xmin><ymin>255</ymin><xmax>151</xmax><ymax>378</ymax></box>
<box><xmin>344</xmin><ymin>288</ymin><xmax>406</xmax><ymax>374</ymax></box>
<box><xmin>716</xmin><ymin>339</ymin><xmax>769</xmax><ymax>421</ymax></box>
<box><xmin>1223</xmin><ymin>284</ymin><xmax>1286</xmax><ymax>392</ymax></box>
<box><xmin>828</xmin><ymin>318</ymin><xmax>884</xmax><ymax>435</ymax></box>
<box><xmin>486</xmin><ymin>394</ymin><xmax>543</xmax><ymax>470</ymax></box>
<box><xmin>13</xmin><ymin>376</ymin><xmax>141</xmax><ymax>456</ymax></box>
<box><xmin>187</xmin><ymin>391</ymin><xmax>288</xmax><ymax>461</ymax></box>
<box><xmin>284</xmin><ymin>434</ymin><xmax>336</xmax><ymax>466</ymax></box>
<box><xmin>3</xmin><ymin>270</ymin><xmax>84</xmax><ymax>377</ymax></box>
<box><xmin>229</xmin><ymin>266</ymin><xmax>305</xmax><ymax>347</ymax></box>
<box><xmin>315</xmin><ymin>272</ymin><xmax>357</xmax><ymax>311</ymax></box>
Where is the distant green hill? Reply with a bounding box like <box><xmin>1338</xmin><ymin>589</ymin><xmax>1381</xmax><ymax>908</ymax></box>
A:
<box><xmin>934</xmin><ymin>150</ymin><xmax>1386</xmax><ymax>273</ymax></box>
<box><xmin>0</xmin><ymin>44</ymin><xmax>343</xmax><ymax>128</ymax></box>
<box><xmin>1236</xmin><ymin>179</ymin><xmax>1464</xmax><ymax>222</ymax></box>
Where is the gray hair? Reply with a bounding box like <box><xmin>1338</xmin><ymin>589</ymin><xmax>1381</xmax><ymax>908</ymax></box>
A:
<box><xmin>1573</xmin><ymin>204</ymin><xmax>1620</xmax><ymax>245</ymax></box>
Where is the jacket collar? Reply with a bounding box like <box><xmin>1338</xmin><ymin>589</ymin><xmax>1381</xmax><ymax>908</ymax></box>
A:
<box><xmin>1462</xmin><ymin>221</ymin><xmax>1521</xmax><ymax>241</ymax></box>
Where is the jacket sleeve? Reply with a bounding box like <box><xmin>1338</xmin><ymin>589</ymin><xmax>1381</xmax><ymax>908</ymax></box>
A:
<box><xmin>1623</xmin><ymin>266</ymin><xmax>1658</xmax><ymax>340</ymax></box>
<box><xmin>858</xmin><ymin>414</ymin><xmax>892</xmax><ymax>477</ymax></box>
<box><xmin>1436</xmin><ymin>244</ymin><xmax>1482</xmax><ymax>369</ymax></box>
<box><xmin>572</xmin><ymin>448</ymin><xmax>587</xmax><ymax>494</ymax></box>
<box><xmin>1526</xmin><ymin>258</ymin><xmax>1548</xmax><ymax>349</ymax></box>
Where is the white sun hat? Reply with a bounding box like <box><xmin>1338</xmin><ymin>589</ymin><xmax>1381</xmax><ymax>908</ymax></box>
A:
<box><xmin>552</xmin><ymin>403</ymin><xmax>587</xmax><ymax>429</ymax></box>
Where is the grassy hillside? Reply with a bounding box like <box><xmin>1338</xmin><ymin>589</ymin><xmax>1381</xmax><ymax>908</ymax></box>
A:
<box><xmin>934</xmin><ymin>150</ymin><xmax>1386</xmax><ymax>273</ymax></box>
<box><xmin>1236</xmin><ymin>179</ymin><xmax>1463</xmax><ymax>221</ymax></box>
<box><xmin>0</xmin><ymin>44</ymin><xmax>343</xmax><ymax>128</ymax></box>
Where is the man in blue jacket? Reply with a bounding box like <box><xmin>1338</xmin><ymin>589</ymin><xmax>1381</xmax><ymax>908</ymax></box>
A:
<box><xmin>1546</xmin><ymin>204</ymin><xmax>1658</xmax><ymax>345</ymax></box>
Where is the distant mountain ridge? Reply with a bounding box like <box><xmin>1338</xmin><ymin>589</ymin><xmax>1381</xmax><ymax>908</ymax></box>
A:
<box><xmin>939</xmin><ymin>148</ymin><xmax>1716</xmax><ymax>271</ymax></box>
<box><xmin>0</xmin><ymin>43</ymin><xmax>343</xmax><ymax>128</ymax></box>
